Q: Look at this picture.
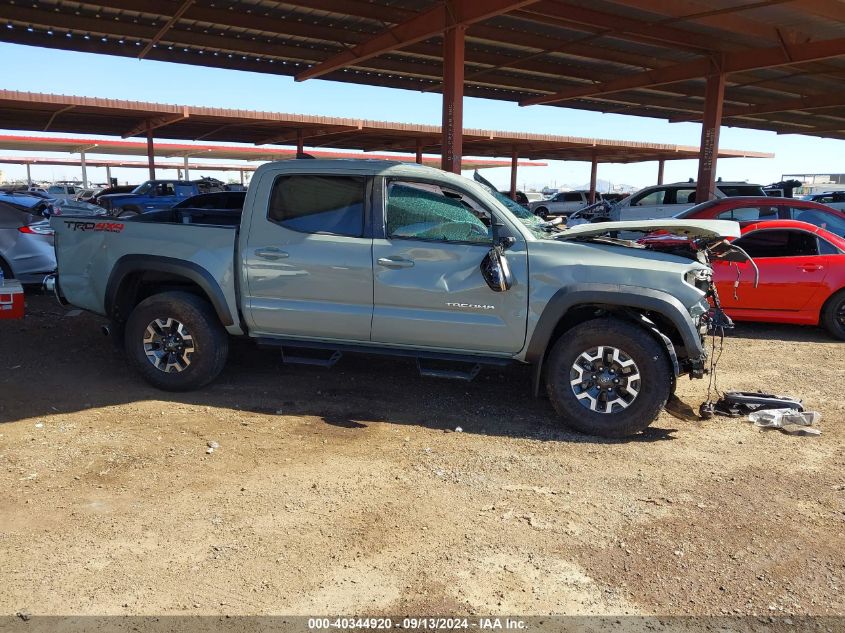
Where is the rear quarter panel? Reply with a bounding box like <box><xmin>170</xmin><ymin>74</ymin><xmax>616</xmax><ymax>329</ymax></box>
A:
<box><xmin>52</xmin><ymin>217</ymin><xmax>241</xmax><ymax>332</ymax></box>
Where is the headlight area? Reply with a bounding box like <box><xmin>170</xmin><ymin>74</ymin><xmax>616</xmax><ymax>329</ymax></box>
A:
<box><xmin>684</xmin><ymin>267</ymin><xmax>712</xmax><ymax>294</ymax></box>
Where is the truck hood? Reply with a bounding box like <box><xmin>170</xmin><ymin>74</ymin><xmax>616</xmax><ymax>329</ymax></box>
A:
<box><xmin>99</xmin><ymin>193</ymin><xmax>138</xmax><ymax>202</ymax></box>
<box><xmin>554</xmin><ymin>219</ymin><xmax>740</xmax><ymax>241</ymax></box>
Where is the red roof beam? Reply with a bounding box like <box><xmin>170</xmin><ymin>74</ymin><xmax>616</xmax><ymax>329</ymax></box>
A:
<box><xmin>294</xmin><ymin>0</ymin><xmax>540</xmax><ymax>82</ymax></box>
<box><xmin>520</xmin><ymin>36</ymin><xmax>845</xmax><ymax>107</ymax></box>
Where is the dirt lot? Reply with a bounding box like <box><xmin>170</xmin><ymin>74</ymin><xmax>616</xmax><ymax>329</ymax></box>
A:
<box><xmin>1</xmin><ymin>294</ymin><xmax>843</xmax><ymax>617</ymax></box>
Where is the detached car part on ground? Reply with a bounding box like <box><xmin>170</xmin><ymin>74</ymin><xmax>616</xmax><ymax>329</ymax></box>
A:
<box><xmin>48</xmin><ymin>160</ymin><xmax>746</xmax><ymax>438</ymax></box>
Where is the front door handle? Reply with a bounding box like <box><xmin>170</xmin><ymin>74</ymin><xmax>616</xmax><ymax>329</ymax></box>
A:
<box><xmin>800</xmin><ymin>264</ymin><xmax>823</xmax><ymax>272</ymax></box>
<box><xmin>255</xmin><ymin>247</ymin><xmax>289</xmax><ymax>261</ymax></box>
<box><xmin>377</xmin><ymin>256</ymin><xmax>415</xmax><ymax>269</ymax></box>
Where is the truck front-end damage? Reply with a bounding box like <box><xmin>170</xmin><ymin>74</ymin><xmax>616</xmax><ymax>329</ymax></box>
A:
<box><xmin>536</xmin><ymin>219</ymin><xmax>753</xmax><ymax>383</ymax></box>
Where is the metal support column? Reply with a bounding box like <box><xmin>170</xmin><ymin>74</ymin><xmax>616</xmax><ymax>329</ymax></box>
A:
<box><xmin>26</xmin><ymin>163</ymin><xmax>32</xmax><ymax>187</ymax></box>
<box><xmin>657</xmin><ymin>159</ymin><xmax>665</xmax><ymax>185</ymax></box>
<box><xmin>415</xmin><ymin>138</ymin><xmax>423</xmax><ymax>165</ymax></box>
<box><xmin>106</xmin><ymin>165</ymin><xmax>112</xmax><ymax>186</ymax></box>
<box><xmin>441</xmin><ymin>24</ymin><xmax>466</xmax><ymax>174</ymax></box>
<box><xmin>296</xmin><ymin>129</ymin><xmax>305</xmax><ymax>157</ymax></box>
<box><xmin>695</xmin><ymin>72</ymin><xmax>726</xmax><ymax>203</ymax></box>
<box><xmin>183</xmin><ymin>155</ymin><xmax>190</xmax><ymax>181</ymax></box>
<box><xmin>240</xmin><ymin>170</ymin><xmax>245</xmax><ymax>185</ymax></box>
<box><xmin>589</xmin><ymin>156</ymin><xmax>598</xmax><ymax>204</ymax></box>
<box><xmin>80</xmin><ymin>151</ymin><xmax>88</xmax><ymax>188</ymax></box>
<box><xmin>510</xmin><ymin>146</ymin><xmax>518</xmax><ymax>200</ymax></box>
<box><xmin>146</xmin><ymin>123</ymin><xmax>156</xmax><ymax>180</ymax></box>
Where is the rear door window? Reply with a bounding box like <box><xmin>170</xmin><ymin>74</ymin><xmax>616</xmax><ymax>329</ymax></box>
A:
<box><xmin>672</xmin><ymin>188</ymin><xmax>697</xmax><ymax>205</ymax></box>
<box><xmin>268</xmin><ymin>174</ymin><xmax>365</xmax><ymax>237</ymax></box>
<box><xmin>563</xmin><ymin>192</ymin><xmax>584</xmax><ymax>202</ymax></box>
<box><xmin>716</xmin><ymin>206</ymin><xmax>780</xmax><ymax>221</ymax></box>
<box><xmin>718</xmin><ymin>184</ymin><xmax>765</xmax><ymax>196</ymax></box>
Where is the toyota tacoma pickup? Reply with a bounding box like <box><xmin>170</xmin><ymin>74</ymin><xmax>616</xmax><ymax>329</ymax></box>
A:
<box><xmin>47</xmin><ymin>159</ymin><xmax>742</xmax><ymax>438</ymax></box>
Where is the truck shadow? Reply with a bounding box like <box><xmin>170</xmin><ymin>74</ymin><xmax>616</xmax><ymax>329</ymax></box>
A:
<box><xmin>0</xmin><ymin>295</ymin><xmax>677</xmax><ymax>444</ymax></box>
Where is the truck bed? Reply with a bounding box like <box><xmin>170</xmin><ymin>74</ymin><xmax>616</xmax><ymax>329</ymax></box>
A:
<box><xmin>129</xmin><ymin>207</ymin><xmax>243</xmax><ymax>227</ymax></box>
<box><xmin>51</xmin><ymin>215</ymin><xmax>241</xmax><ymax>331</ymax></box>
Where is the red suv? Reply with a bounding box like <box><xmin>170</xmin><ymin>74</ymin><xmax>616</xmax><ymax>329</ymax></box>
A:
<box><xmin>675</xmin><ymin>196</ymin><xmax>845</xmax><ymax>237</ymax></box>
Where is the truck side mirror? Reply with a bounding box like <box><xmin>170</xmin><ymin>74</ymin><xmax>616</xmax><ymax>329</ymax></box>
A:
<box><xmin>481</xmin><ymin>246</ymin><xmax>513</xmax><ymax>292</ymax></box>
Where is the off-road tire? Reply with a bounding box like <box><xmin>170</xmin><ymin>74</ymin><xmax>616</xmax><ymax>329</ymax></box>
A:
<box><xmin>545</xmin><ymin>317</ymin><xmax>671</xmax><ymax>438</ymax></box>
<box><xmin>821</xmin><ymin>289</ymin><xmax>845</xmax><ymax>341</ymax></box>
<box><xmin>124</xmin><ymin>291</ymin><xmax>228</xmax><ymax>391</ymax></box>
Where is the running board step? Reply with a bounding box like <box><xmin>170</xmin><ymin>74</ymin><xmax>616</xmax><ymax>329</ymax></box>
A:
<box><xmin>280</xmin><ymin>347</ymin><xmax>342</xmax><ymax>368</ymax></box>
<box><xmin>416</xmin><ymin>359</ymin><xmax>481</xmax><ymax>381</ymax></box>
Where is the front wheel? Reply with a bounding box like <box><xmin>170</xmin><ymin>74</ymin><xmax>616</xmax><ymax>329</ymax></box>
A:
<box><xmin>124</xmin><ymin>291</ymin><xmax>229</xmax><ymax>391</ymax></box>
<box><xmin>545</xmin><ymin>318</ymin><xmax>671</xmax><ymax>437</ymax></box>
<box><xmin>821</xmin><ymin>289</ymin><xmax>845</xmax><ymax>340</ymax></box>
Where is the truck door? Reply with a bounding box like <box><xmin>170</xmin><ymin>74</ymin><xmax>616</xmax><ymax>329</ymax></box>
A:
<box><xmin>371</xmin><ymin>179</ymin><xmax>528</xmax><ymax>354</ymax></box>
<box><xmin>242</xmin><ymin>173</ymin><xmax>373</xmax><ymax>341</ymax></box>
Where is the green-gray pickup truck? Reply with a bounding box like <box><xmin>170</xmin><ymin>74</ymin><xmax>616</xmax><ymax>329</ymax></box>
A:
<box><xmin>47</xmin><ymin>159</ymin><xmax>742</xmax><ymax>437</ymax></box>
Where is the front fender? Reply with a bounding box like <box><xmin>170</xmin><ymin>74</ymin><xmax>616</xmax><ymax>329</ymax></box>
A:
<box><xmin>525</xmin><ymin>284</ymin><xmax>705</xmax><ymax>365</ymax></box>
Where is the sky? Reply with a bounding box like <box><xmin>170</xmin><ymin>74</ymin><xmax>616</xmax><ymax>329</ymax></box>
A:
<box><xmin>0</xmin><ymin>41</ymin><xmax>843</xmax><ymax>192</ymax></box>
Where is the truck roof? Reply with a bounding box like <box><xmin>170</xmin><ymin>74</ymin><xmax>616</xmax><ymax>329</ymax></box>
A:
<box><xmin>254</xmin><ymin>158</ymin><xmax>449</xmax><ymax>178</ymax></box>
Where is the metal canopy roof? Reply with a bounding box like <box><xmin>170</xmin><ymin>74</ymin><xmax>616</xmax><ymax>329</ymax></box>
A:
<box><xmin>0</xmin><ymin>92</ymin><xmax>771</xmax><ymax>164</ymax></box>
<box><xmin>1</xmin><ymin>1</ymin><xmax>844</xmax><ymax>139</ymax></box>
<box><xmin>0</xmin><ymin>155</ymin><xmax>261</xmax><ymax>174</ymax></box>
<box><xmin>0</xmin><ymin>133</ymin><xmax>546</xmax><ymax>169</ymax></box>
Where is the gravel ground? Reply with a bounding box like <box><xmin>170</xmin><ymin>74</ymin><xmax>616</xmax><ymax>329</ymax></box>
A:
<box><xmin>1</xmin><ymin>294</ymin><xmax>843</xmax><ymax>618</ymax></box>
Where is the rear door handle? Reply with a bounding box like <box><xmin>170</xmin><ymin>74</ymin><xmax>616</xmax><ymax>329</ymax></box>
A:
<box><xmin>255</xmin><ymin>247</ymin><xmax>289</xmax><ymax>261</ymax></box>
<box><xmin>377</xmin><ymin>256</ymin><xmax>414</xmax><ymax>269</ymax></box>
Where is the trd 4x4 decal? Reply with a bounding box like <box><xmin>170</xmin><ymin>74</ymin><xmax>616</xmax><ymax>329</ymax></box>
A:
<box><xmin>63</xmin><ymin>221</ymin><xmax>125</xmax><ymax>233</ymax></box>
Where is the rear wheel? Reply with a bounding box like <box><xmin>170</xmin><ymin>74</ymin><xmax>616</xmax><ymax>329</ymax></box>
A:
<box><xmin>534</xmin><ymin>206</ymin><xmax>549</xmax><ymax>219</ymax></box>
<box><xmin>124</xmin><ymin>291</ymin><xmax>228</xmax><ymax>391</ymax></box>
<box><xmin>821</xmin><ymin>289</ymin><xmax>845</xmax><ymax>340</ymax></box>
<box><xmin>545</xmin><ymin>318</ymin><xmax>671</xmax><ymax>437</ymax></box>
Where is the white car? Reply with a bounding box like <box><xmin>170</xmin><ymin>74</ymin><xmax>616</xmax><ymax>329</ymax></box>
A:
<box><xmin>610</xmin><ymin>180</ymin><xmax>766</xmax><ymax>221</ymax></box>
<box><xmin>44</xmin><ymin>183</ymin><xmax>82</xmax><ymax>201</ymax></box>
<box><xmin>528</xmin><ymin>190</ymin><xmax>600</xmax><ymax>218</ymax></box>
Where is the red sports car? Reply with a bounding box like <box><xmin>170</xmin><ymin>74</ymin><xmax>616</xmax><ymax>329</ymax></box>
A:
<box><xmin>675</xmin><ymin>196</ymin><xmax>845</xmax><ymax>237</ymax></box>
<box><xmin>710</xmin><ymin>220</ymin><xmax>845</xmax><ymax>339</ymax></box>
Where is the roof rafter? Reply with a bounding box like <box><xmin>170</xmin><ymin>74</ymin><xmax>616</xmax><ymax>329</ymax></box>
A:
<box><xmin>255</xmin><ymin>124</ymin><xmax>363</xmax><ymax>146</ymax></box>
<box><xmin>294</xmin><ymin>0</ymin><xmax>540</xmax><ymax>82</ymax></box>
<box><xmin>137</xmin><ymin>0</ymin><xmax>194</xmax><ymax>60</ymax></box>
<box><xmin>123</xmin><ymin>109</ymin><xmax>189</xmax><ymax>138</ymax></box>
<box><xmin>520</xmin><ymin>36</ymin><xmax>845</xmax><ymax>106</ymax></box>
<box><xmin>670</xmin><ymin>92</ymin><xmax>845</xmax><ymax>122</ymax></box>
